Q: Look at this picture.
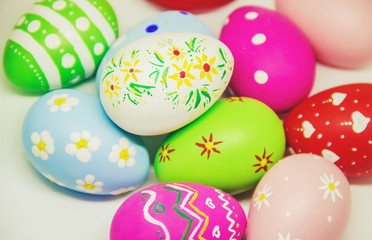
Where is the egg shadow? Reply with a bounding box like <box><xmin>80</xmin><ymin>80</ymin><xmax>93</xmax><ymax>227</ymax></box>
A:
<box><xmin>347</xmin><ymin>175</ymin><xmax>372</xmax><ymax>185</ymax></box>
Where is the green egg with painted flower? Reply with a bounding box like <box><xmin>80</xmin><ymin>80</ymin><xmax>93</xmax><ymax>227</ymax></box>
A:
<box><xmin>154</xmin><ymin>96</ymin><xmax>286</xmax><ymax>195</ymax></box>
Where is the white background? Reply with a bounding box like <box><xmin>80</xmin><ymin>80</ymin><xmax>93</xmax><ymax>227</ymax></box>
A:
<box><xmin>1</xmin><ymin>0</ymin><xmax>372</xmax><ymax>239</ymax></box>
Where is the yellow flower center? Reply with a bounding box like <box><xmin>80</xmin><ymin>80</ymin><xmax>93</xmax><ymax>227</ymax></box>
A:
<box><xmin>84</xmin><ymin>184</ymin><xmax>95</xmax><ymax>189</ymax></box>
<box><xmin>259</xmin><ymin>193</ymin><xmax>266</xmax><ymax>201</ymax></box>
<box><xmin>328</xmin><ymin>183</ymin><xmax>335</xmax><ymax>191</ymax></box>
<box><xmin>119</xmin><ymin>149</ymin><xmax>130</xmax><ymax>161</ymax></box>
<box><xmin>76</xmin><ymin>139</ymin><xmax>88</xmax><ymax>149</ymax></box>
<box><xmin>260</xmin><ymin>158</ymin><xmax>268</xmax><ymax>167</ymax></box>
<box><xmin>37</xmin><ymin>140</ymin><xmax>46</xmax><ymax>151</ymax></box>
<box><xmin>162</xmin><ymin>150</ymin><xmax>168</xmax><ymax>156</ymax></box>
<box><xmin>206</xmin><ymin>142</ymin><xmax>214</xmax><ymax>150</ymax></box>
<box><xmin>54</xmin><ymin>98</ymin><xmax>66</xmax><ymax>106</ymax></box>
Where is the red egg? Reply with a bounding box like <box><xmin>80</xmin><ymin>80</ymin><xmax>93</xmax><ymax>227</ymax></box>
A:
<box><xmin>148</xmin><ymin>0</ymin><xmax>233</xmax><ymax>11</ymax></box>
<box><xmin>284</xmin><ymin>83</ymin><xmax>372</xmax><ymax>177</ymax></box>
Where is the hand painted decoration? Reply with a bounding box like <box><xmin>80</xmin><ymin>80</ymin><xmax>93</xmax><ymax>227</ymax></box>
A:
<box><xmin>154</xmin><ymin>97</ymin><xmax>286</xmax><ymax>194</ymax></box>
<box><xmin>110</xmin><ymin>182</ymin><xmax>246</xmax><ymax>240</ymax></box>
<box><xmin>148</xmin><ymin>0</ymin><xmax>234</xmax><ymax>11</ymax></box>
<box><xmin>22</xmin><ymin>89</ymin><xmax>150</xmax><ymax>195</ymax></box>
<box><xmin>220</xmin><ymin>6</ymin><xmax>315</xmax><ymax>112</ymax></box>
<box><xmin>3</xmin><ymin>0</ymin><xmax>118</xmax><ymax>92</ymax></box>
<box><xmin>276</xmin><ymin>0</ymin><xmax>372</xmax><ymax>68</ymax></box>
<box><xmin>99</xmin><ymin>32</ymin><xmax>234</xmax><ymax>135</ymax></box>
<box><xmin>246</xmin><ymin>154</ymin><xmax>351</xmax><ymax>240</ymax></box>
<box><xmin>284</xmin><ymin>83</ymin><xmax>372</xmax><ymax>177</ymax></box>
<box><xmin>96</xmin><ymin>10</ymin><xmax>213</xmax><ymax>92</ymax></box>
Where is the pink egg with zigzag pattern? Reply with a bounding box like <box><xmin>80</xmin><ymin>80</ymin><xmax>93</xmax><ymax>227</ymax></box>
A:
<box><xmin>110</xmin><ymin>182</ymin><xmax>246</xmax><ymax>240</ymax></box>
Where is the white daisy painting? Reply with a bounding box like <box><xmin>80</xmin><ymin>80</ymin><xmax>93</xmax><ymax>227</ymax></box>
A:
<box><xmin>31</xmin><ymin>131</ymin><xmax>55</xmax><ymax>160</ymax></box>
<box><xmin>108</xmin><ymin>137</ymin><xmax>136</xmax><ymax>168</ymax></box>
<box><xmin>278</xmin><ymin>233</ymin><xmax>301</xmax><ymax>240</ymax></box>
<box><xmin>76</xmin><ymin>174</ymin><xmax>103</xmax><ymax>194</ymax></box>
<box><xmin>253</xmin><ymin>184</ymin><xmax>273</xmax><ymax>210</ymax></box>
<box><xmin>319</xmin><ymin>174</ymin><xmax>343</xmax><ymax>202</ymax></box>
<box><xmin>46</xmin><ymin>93</ymin><xmax>79</xmax><ymax>112</ymax></box>
<box><xmin>65</xmin><ymin>131</ymin><xmax>101</xmax><ymax>163</ymax></box>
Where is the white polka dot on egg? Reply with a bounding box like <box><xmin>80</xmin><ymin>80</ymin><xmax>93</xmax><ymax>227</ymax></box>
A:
<box><xmin>245</xmin><ymin>11</ymin><xmax>258</xmax><ymax>20</ymax></box>
<box><xmin>16</xmin><ymin>16</ymin><xmax>26</xmax><ymax>26</ymax></box>
<box><xmin>52</xmin><ymin>0</ymin><xmax>67</xmax><ymax>10</ymax></box>
<box><xmin>252</xmin><ymin>33</ymin><xmax>266</xmax><ymax>45</ymax></box>
<box><xmin>61</xmin><ymin>53</ymin><xmax>75</xmax><ymax>68</ymax></box>
<box><xmin>94</xmin><ymin>43</ymin><xmax>104</xmax><ymax>55</ymax></box>
<box><xmin>75</xmin><ymin>17</ymin><xmax>90</xmax><ymax>31</ymax></box>
<box><xmin>27</xmin><ymin>20</ymin><xmax>41</xmax><ymax>33</ymax></box>
<box><xmin>254</xmin><ymin>70</ymin><xmax>268</xmax><ymax>84</ymax></box>
<box><xmin>44</xmin><ymin>34</ymin><xmax>61</xmax><ymax>49</ymax></box>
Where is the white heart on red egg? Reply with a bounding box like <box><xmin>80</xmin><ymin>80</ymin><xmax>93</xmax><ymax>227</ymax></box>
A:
<box><xmin>284</xmin><ymin>83</ymin><xmax>372</xmax><ymax>177</ymax></box>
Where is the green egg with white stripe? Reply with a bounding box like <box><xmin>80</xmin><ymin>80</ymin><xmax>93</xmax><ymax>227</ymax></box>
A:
<box><xmin>3</xmin><ymin>0</ymin><xmax>118</xmax><ymax>92</ymax></box>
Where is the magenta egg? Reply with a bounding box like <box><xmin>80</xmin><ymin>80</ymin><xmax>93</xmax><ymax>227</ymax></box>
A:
<box><xmin>246</xmin><ymin>154</ymin><xmax>351</xmax><ymax>240</ymax></box>
<box><xmin>111</xmin><ymin>182</ymin><xmax>246</xmax><ymax>240</ymax></box>
<box><xmin>220</xmin><ymin>6</ymin><xmax>315</xmax><ymax>112</ymax></box>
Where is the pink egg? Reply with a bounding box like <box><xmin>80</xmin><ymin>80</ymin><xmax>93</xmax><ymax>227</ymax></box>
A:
<box><xmin>246</xmin><ymin>154</ymin><xmax>351</xmax><ymax>240</ymax></box>
<box><xmin>220</xmin><ymin>6</ymin><xmax>315</xmax><ymax>112</ymax></box>
<box><xmin>276</xmin><ymin>0</ymin><xmax>372</xmax><ymax>69</ymax></box>
<box><xmin>111</xmin><ymin>182</ymin><xmax>246</xmax><ymax>240</ymax></box>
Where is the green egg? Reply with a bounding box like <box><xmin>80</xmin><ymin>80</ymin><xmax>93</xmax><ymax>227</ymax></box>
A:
<box><xmin>3</xmin><ymin>0</ymin><xmax>118</xmax><ymax>92</ymax></box>
<box><xmin>154</xmin><ymin>97</ymin><xmax>286</xmax><ymax>194</ymax></box>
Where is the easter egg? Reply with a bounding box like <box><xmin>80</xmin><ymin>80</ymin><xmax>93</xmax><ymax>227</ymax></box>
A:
<box><xmin>96</xmin><ymin>10</ymin><xmax>213</xmax><ymax>91</ymax></box>
<box><xmin>284</xmin><ymin>83</ymin><xmax>372</xmax><ymax>177</ymax></box>
<box><xmin>99</xmin><ymin>32</ymin><xmax>234</xmax><ymax>135</ymax></box>
<box><xmin>148</xmin><ymin>0</ymin><xmax>234</xmax><ymax>11</ymax></box>
<box><xmin>246</xmin><ymin>154</ymin><xmax>351</xmax><ymax>240</ymax></box>
<box><xmin>276</xmin><ymin>0</ymin><xmax>372</xmax><ymax>68</ymax></box>
<box><xmin>154</xmin><ymin>97</ymin><xmax>286</xmax><ymax>194</ymax></box>
<box><xmin>219</xmin><ymin>6</ymin><xmax>315</xmax><ymax>112</ymax></box>
<box><xmin>22</xmin><ymin>89</ymin><xmax>150</xmax><ymax>195</ymax></box>
<box><xmin>110</xmin><ymin>182</ymin><xmax>246</xmax><ymax>240</ymax></box>
<box><xmin>3</xmin><ymin>0</ymin><xmax>118</xmax><ymax>92</ymax></box>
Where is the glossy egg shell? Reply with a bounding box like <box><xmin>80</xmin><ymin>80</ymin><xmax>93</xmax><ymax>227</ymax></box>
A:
<box><xmin>246</xmin><ymin>154</ymin><xmax>351</xmax><ymax>240</ymax></box>
<box><xmin>219</xmin><ymin>6</ymin><xmax>315</xmax><ymax>112</ymax></box>
<box><xmin>148</xmin><ymin>0</ymin><xmax>234</xmax><ymax>11</ymax></box>
<box><xmin>284</xmin><ymin>83</ymin><xmax>372</xmax><ymax>177</ymax></box>
<box><xmin>276</xmin><ymin>0</ymin><xmax>372</xmax><ymax>68</ymax></box>
<box><xmin>99</xmin><ymin>32</ymin><xmax>233</xmax><ymax>135</ymax></box>
<box><xmin>22</xmin><ymin>89</ymin><xmax>150</xmax><ymax>195</ymax></box>
<box><xmin>110</xmin><ymin>182</ymin><xmax>246</xmax><ymax>240</ymax></box>
<box><xmin>3</xmin><ymin>0</ymin><xmax>118</xmax><ymax>92</ymax></box>
<box><xmin>96</xmin><ymin>10</ymin><xmax>213</xmax><ymax>92</ymax></box>
<box><xmin>154</xmin><ymin>97</ymin><xmax>286</xmax><ymax>194</ymax></box>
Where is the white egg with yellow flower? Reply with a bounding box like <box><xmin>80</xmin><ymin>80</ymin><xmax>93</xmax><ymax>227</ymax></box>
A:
<box><xmin>99</xmin><ymin>32</ymin><xmax>234</xmax><ymax>135</ymax></box>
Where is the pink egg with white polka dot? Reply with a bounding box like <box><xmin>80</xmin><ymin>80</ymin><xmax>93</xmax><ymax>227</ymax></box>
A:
<box><xmin>284</xmin><ymin>83</ymin><xmax>372</xmax><ymax>177</ymax></box>
<box><xmin>220</xmin><ymin>6</ymin><xmax>315</xmax><ymax>112</ymax></box>
<box><xmin>246</xmin><ymin>154</ymin><xmax>351</xmax><ymax>240</ymax></box>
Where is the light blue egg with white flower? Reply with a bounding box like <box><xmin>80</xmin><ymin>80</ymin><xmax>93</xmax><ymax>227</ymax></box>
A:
<box><xmin>95</xmin><ymin>10</ymin><xmax>213</xmax><ymax>91</ymax></box>
<box><xmin>22</xmin><ymin>89</ymin><xmax>150</xmax><ymax>195</ymax></box>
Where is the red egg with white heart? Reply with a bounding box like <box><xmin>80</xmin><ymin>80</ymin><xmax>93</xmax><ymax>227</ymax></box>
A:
<box><xmin>284</xmin><ymin>83</ymin><xmax>372</xmax><ymax>177</ymax></box>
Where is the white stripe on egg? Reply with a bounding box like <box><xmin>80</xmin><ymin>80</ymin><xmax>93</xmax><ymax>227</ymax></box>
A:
<box><xmin>72</xmin><ymin>0</ymin><xmax>116</xmax><ymax>46</ymax></box>
<box><xmin>9</xmin><ymin>29</ymin><xmax>61</xmax><ymax>89</ymax></box>
<box><xmin>29</xmin><ymin>4</ymin><xmax>95</xmax><ymax>77</ymax></box>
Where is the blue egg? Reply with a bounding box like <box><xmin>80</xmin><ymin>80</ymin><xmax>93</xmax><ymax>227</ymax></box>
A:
<box><xmin>95</xmin><ymin>10</ymin><xmax>213</xmax><ymax>91</ymax></box>
<box><xmin>22</xmin><ymin>89</ymin><xmax>150</xmax><ymax>195</ymax></box>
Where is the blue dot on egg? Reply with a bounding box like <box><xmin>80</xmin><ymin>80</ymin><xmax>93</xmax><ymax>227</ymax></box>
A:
<box><xmin>180</xmin><ymin>11</ymin><xmax>188</xmax><ymax>15</ymax></box>
<box><xmin>146</xmin><ymin>24</ymin><xmax>158</xmax><ymax>33</ymax></box>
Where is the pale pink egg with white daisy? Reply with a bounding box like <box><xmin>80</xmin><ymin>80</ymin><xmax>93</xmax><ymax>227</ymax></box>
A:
<box><xmin>246</xmin><ymin>154</ymin><xmax>351</xmax><ymax>240</ymax></box>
